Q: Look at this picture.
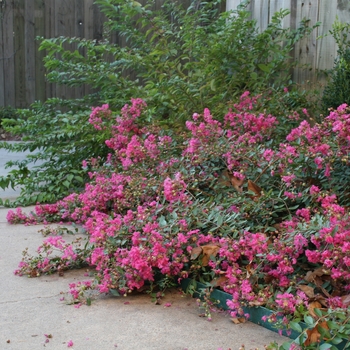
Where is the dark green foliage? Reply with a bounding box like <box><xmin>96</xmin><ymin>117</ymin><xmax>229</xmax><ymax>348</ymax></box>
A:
<box><xmin>0</xmin><ymin>106</ymin><xmax>18</xmax><ymax>128</ymax></box>
<box><xmin>322</xmin><ymin>20</ymin><xmax>350</xmax><ymax>112</ymax></box>
<box><xmin>40</xmin><ymin>0</ymin><xmax>319</xmax><ymax>124</ymax></box>
<box><xmin>0</xmin><ymin>98</ymin><xmax>109</xmax><ymax>206</ymax></box>
<box><xmin>322</xmin><ymin>49</ymin><xmax>350</xmax><ymax>112</ymax></box>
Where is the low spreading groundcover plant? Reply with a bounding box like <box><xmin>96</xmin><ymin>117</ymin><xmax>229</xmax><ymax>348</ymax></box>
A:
<box><xmin>8</xmin><ymin>94</ymin><xmax>350</xmax><ymax>349</ymax></box>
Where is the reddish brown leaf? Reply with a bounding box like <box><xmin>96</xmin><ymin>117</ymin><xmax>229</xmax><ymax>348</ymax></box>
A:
<box><xmin>201</xmin><ymin>244</ymin><xmax>220</xmax><ymax>266</ymax></box>
<box><xmin>307</xmin><ymin>301</ymin><xmax>322</xmax><ymax>319</ymax></box>
<box><xmin>304</xmin><ymin>267</ymin><xmax>330</xmax><ymax>283</ymax></box>
<box><xmin>299</xmin><ymin>285</ymin><xmax>315</xmax><ymax>298</ymax></box>
<box><xmin>341</xmin><ymin>294</ymin><xmax>350</xmax><ymax>307</ymax></box>
<box><xmin>247</xmin><ymin>180</ymin><xmax>262</xmax><ymax>198</ymax></box>
<box><xmin>210</xmin><ymin>276</ymin><xmax>228</xmax><ymax>288</ymax></box>
<box><xmin>248</xmin><ymin>300</ymin><xmax>266</xmax><ymax>307</ymax></box>
<box><xmin>304</xmin><ymin>321</ymin><xmax>329</xmax><ymax>346</ymax></box>
<box><xmin>231</xmin><ymin>317</ymin><xmax>246</xmax><ymax>324</ymax></box>
<box><xmin>190</xmin><ymin>247</ymin><xmax>203</xmax><ymax>260</ymax></box>
<box><xmin>218</xmin><ymin>170</ymin><xmax>245</xmax><ymax>193</ymax></box>
<box><xmin>230</xmin><ymin>175</ymin><xmax>245</xmax><ymax>193</ymax></box>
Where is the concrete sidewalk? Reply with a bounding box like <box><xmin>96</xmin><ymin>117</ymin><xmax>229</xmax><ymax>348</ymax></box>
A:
<box><xmin>0</xmin><ymin>148</ymin><xmax>288</xmax><ymax>350</ymax></box>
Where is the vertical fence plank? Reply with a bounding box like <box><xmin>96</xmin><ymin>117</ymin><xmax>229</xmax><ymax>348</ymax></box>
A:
<box><xmin>0</xmin><ymin>1</ymin><xmax>6</xmax><ymax>106</ymax></box>
<box><xmin>74</xmin><ymin>0</ymin><xmax>85</xmax><ymax>98</ymax></box>
<box><xmin>292</xmin><ymin>0</ymin><xmax>319</xmax><ymax>84</ymax></box>
<box><xmin>44</xmin><ymin>0</ymin><xmax>55</xmax><ymax>99</ymax></box>
<box><xmin>226</xmin><ymin>0</ymin><xmax>250</xmax><ymax>11</ymax></box>
<box><xmin>84</xmin><ymin>0</ymin><xmax>94</xmax><ymax>41</ymax></box>
<box><xmin>84</xmin><ymin>0</ymin><xmax>95</xmax><ymax>97</ymax></box>
<box><xmin>316</xmin><ymin>0</ymin><xmax>337</xmax><ymax>85</ymax></box>
<box><xmin>269</xmin><ymin>0</ymin><xmax>292</xmax><ymax>28</ymax></box>
<box><xmin>337</xmin><ymin>0</ymin><xmax>350</xmax><ymax>23</ymax></box>
<box><xmin>25</xmin><ymin>0</ymin><xmax>36</xmax><ymax>104</ymax></box>
<box><xmin>2</xmin><ymin>0</ymin><xmax>16</xmax><ymax>106</ymax></box>
<box><xmin>54</xmin><ymin>0</ymin><xmax>71</xmax><ymax>100</ymax></box>
<box><xmin>13</xmin><ymin>0</ymin><xmax>26</xmax><ymax>108</ymax></box>
<box><xmin>75</xmin><ymin>0</ymin><xmax>84</xmax><ymax>39</ymax></box>
<box><xmin>93</xmin><ymin>2</ymin><xmax>104</xmax><ymax>42</ymax></box>
<box><xmin>35</xmin><ymin>0</ymin><xmax>46</xmax><ymax>103</ymax></box>
<box><xmin>251</xmin><ymin>0</ymin><xmax>270</xmax><ymax>31</ymax></box>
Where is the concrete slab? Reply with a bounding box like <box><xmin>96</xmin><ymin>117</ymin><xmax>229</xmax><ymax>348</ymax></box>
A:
<box><xmin>0</xmin><ymin>207</ymin><xmax>289</xmax><ymax>350</ymax></box>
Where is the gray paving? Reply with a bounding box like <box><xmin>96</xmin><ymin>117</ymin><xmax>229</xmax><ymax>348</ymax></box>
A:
<box><xmin>0</xmin><ymin>145</ymin><xmax>288</xmax><ymax>350</ymax></box>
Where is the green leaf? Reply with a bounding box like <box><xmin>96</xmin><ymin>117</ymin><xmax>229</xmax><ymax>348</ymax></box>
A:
<box><xmin>314</xmin><ymin>308</ymin><xmax>323</xmax><ymax>317</ymax></box>
<box><xmin>109</xmin><ymin>289</ymin><xmax>120</xmax><ymax>297</ymax></box>
<box><xmin>216</xmin><ymin>215</ymin><xmax>223</xmax><ymax>227</ymax></box>
<box><xmin>319</xmin><ymin>344</ymin><xmax>332</xmax><ymax>350</ymax></box>
<box><xmin>250</xmin><ymin>72</ymin><xmax>258</xmax><ymax>80</ymax></box>
<box><xmin>281</xmin><ymin>341</ymin><xmax>292</xmax><ymax>350</ymax></box>
<box><xmin>158</xmin><ymin>216</ymin><xmax>167</xmax><ymax>227</ymax></box>
<box><xmin>258</xmin><ymin>63</ymin><xmax>271</xmax><ymax>73</ymax></box>
<box><xmin>326</xmin><ymin>320</ymin><xmax>339</xmax><ymax>330</ymax></box>
<box><xmin>289</xmin><ymin>321</ymin><xmax>302</xmax><ymax>333</ymax></box>
<box><xmin>331</xmin><ymin>337</ymin><xmax>345</xmax><ymax>345</ymax></box>
<box><xmin>210</xmin><ymin>79</ymin><xmax>216</xmax><ymax>91</ymax></box>
<box><xmin>63</xmin><ymin>180</ymin><xmax>70</xmax><ymax>188</ymax></box>
<box><xmin>304</xmin><ymin>315</ymin><xmax>314</xmax><ymax>326</ymax></box>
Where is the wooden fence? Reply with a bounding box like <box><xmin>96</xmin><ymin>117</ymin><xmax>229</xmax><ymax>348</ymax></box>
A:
<box><xmin>0</xmin><ymin>0</ymin><xmax>349</xmax><ymax>108</ymax></box>
<box><xmin>227</xmin><ymin>0</ymin><xmax>350</xmax><ymax>86</ymax></box>
<box><xmin>0</xmin><ymin>0</ymin><xmax>106</xmax><ymax>108</ymax></box>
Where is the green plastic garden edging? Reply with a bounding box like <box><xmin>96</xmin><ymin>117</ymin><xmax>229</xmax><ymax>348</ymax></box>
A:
<box><xmin>179</xmin><ymin>278</ymin><xmax>347</xmax><ymax>349</ymax></box>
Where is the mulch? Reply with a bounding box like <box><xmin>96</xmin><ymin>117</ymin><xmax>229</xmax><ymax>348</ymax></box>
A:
<box><xmin>0</xmin><ymin>130</ymin><xmax>22</xmax><ymax>141</ymax></box>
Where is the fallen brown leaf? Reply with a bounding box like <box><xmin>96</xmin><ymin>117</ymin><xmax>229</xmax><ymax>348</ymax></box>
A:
<box><xmin>248</xmin><ymin>300</ymin><xmax>266</xmax><ymax>307</ymax></box>
<box><xmin>201</xmin><ymin>244</ymin><xmax>220</xmax><ymax>266</ymax></box>
<box><xmin>299</xmin><ymin>285</ymin><xmax>315</xmax><ymax>298</ymax></box>
<box><xmin>247</xmin><ymin>180</ymin><xmax>262</xmax><ymax>199</ymax></box>
<box><xmin>304</xmin><ymin>321</ymin><xmax>329</xmax><ymax>346</ymax></box>
<box><xmin>229</xmin><ymin>173</ymin><xmax>245</xmax><ymax>193</ymax></box>
<box><xmin>190</xmin><ymin>246</ymin><xmax>203</xmax><ymax>260</ymax></box>
<box><xmin>341</xmin><ymin>294</ymin><xmax>350</xmax><ymax>307</ymax></box>
<box><xmin>231</xmin><ymin>317</ymin><xmax>246</xmax><ymax>324</ymax></box>
<box><xmin>308</xmin><ymin>301</ymin><xmax>322</xmax><ymax>319</ymax></box>
<box><xmin>305</xmin><ymin>267</ymin><xmax>330</xmax><ymax>283</ymax></box>
<box><xmin>210</xmin><ymin>276</ymin><xmax>228</xmax><ymax>288</ymax></box>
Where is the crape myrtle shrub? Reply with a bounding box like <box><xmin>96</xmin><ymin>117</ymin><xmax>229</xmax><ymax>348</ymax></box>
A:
<box><xmin>0</xmin><ymin>0</ymin><xmax>320</xmax><ymax>206</ymax></box>
<box><xmin>9</xmin><ymin>95</ymin><xmax>350</xmax><ymax>348</ymax></box>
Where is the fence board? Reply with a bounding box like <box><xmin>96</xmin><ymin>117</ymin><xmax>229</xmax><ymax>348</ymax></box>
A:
<box><xmin>226</xmin><ymin>0</ymin><xmax>249</xmax><ymax>11</ymax></box>
<box><xmin>337</xmin><ymin>0</ymin><xmax>350</xmax><ymax>23</ymax></box>
<box><xmin>251</xmin><ymin>0</ymin><xmax>270</xmax><ymax>31</ymax></box>
<box><xmin>34</xmin><ymin>0</ymin><xmax>46</xmax><ymax>103</ymax></box>
<box><xmin>14</xmin><ymin>0</ymin><xmax>25</xmax><ymax>108</ymax></box>
<box><xmin>269</xmin><ymin>0</ymin><xmax>291</xmax><ymax>28</ymax></box>
<box><xmin>0</xmin><ymin>1</ymin><xmax>5</xmax><ymax>106</ymax></box>
<box><xmin>84</xmin><ymin>0</ymin><xmax>94</xmax><ymax>42</ymax></box>
<box><xmin>316</xmin><ymin>0</ymin><xmax>337</xmax><ymax>81</ymax></box>
<box><xmin>2</xmin><ymin>0</ymin><xmax>16</xmax><ymax>106</ymax></box>
<box><xmin>55</xmin><ymin>0</ymin><xmax>78</xmax><ymax>101</ymax></box>
<box><xmin>292</xmin><ymin>0</ymin><xmax>319</xmax><ymax>84</ymax></box>
<box><xmin>45</xmin><ymin>0</ymin><xmax>56</xmax><ymax>98</ymax></box>
<box><xmin>25</xmin><ymin>0</ymin><xmax>36</xmax><ymax>104</ymax></box>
